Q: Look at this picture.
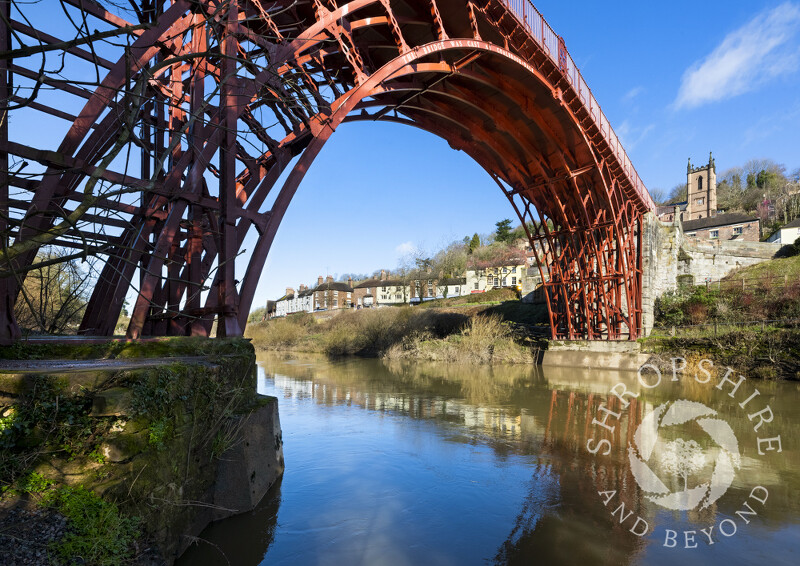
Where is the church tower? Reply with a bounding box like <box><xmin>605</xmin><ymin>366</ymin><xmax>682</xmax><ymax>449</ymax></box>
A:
<box><xmin>686</xmin><ymin>153</ymin><xmax>716</xmax><ymax>221</ymax></box>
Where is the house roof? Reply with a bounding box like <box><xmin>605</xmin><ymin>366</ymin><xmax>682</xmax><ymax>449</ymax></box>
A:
<box><xmin>313</xmin><ymin>282</ymin><xmax>354</xmax><ymax>292</ymax></box>
<box><xmin>682</xmin><ymin>212</ymin><xmax>758</xmax><ymax>233</ymax></box>
<box><xmin>439</xmin><ymin>277</ymin><xmax>467</xmax><ymax>285</ymax></box>
<box><xmin>657</xmin><ymin>202</ymin><xmax>688</xmax><ymax>214</ymax></box>
<box><xmin>276</xmin><ymin>293</ymin><xmax>294</xmax><ymax>302</ymax></box>
<box><xmin>354</xmin><ymin>278</ymin><xmax>404</xmax><ymax>288</ymax></box>
<box><xmin>780</xmin><ymin>217</ymin><xmax>800</xmax><ymax>230</ymax></box>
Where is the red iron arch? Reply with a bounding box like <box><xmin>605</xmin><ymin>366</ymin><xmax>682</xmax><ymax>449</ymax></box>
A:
<box><xmin>0</xmin><ymin>0</ymin><xmax>654</xmax><ymax>341</ymax></box>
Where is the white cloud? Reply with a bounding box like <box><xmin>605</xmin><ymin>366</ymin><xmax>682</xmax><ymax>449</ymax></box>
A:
<box><xmin>395</xmin><ymin>241</ymin><xmax>416</xmax><ymax>256</ymax></box>
<box><xmin>617</xmin><ymin>119</ymin><xmax>655</xmax><ymax>151</ymax></box>
<box><xmin>675</xmin><ymin>2</ymin><xmax>800</xmax><ymax>109</ymax></box>
<box><xmin>623</xmin><ymin>86</ymin><xmax>644</xmax><ymax>102</ymax></box>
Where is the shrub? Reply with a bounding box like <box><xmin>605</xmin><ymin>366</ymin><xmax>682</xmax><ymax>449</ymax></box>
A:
<box><xmin>774</xmin><ymin>236</ymin><xmax>800</xmax><ymax>258</ymax></box>
<box><xmin>47</xmin><ymin>485</ymin><xmax>139</xmax><ymax>565</ymax></box>
<box><xmin>246</xmin><ymin>318</ymin><xmax>305</xmax><ymax>349</ymax></box>
<box><xmin>655</xmin><ymin>291</ymin><xmax>685</xmax><ymax>327</ymax></box>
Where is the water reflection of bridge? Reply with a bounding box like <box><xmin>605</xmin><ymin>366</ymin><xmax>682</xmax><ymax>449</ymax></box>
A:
<box><xmin>259</xmin><ymin>354</ymin><xmax>800</xmax><ymax>565</ymax></box>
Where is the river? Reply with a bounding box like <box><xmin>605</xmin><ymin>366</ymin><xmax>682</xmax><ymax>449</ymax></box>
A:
<box><xmin>177</xmin><ymin>353</ymin><xmax>800</xmax><ymax>565</ymax></box>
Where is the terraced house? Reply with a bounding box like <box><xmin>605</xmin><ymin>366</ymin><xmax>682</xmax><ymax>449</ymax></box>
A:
<box><xmin>353</xmin><ymin>270</ymin><xmax>407</xmax><ymax>307</ymax></box>
<box><xmin>313</xmin><ymin>276</ymin><xmax>354</xmax><ymax>310</ymax></box>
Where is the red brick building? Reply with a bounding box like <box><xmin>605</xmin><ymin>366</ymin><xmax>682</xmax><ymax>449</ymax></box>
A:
<box><xmin>683</xmin><ymin>213</ymin><xmax>760</xmax><ymax>242</ymax></box>
<box><xmin>312</xmin><ymin>275</ymin><xmax>354</xmax><ymax>310</ymax></box>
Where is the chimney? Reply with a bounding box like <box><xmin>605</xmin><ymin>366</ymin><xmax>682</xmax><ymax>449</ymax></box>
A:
<box><xmin>380</xmin><ymin>269</ymin><xmax>386</xmax><ymax>280</ymax></box>
<box><xmin>326</xmin><ymin>275</ymin><xmax>334</xmax><ymax>283</ymax></box>
<box><xmin>317</xmin><ymin>275</ymin><xmax>323</xmax><ymax>286</ymax></box>
<box><xmin>347</xmin><ymin>277</ymin><xmax>353</xmax><ymax>288</ymax></box>
<box><xmin>285</xmin><ymin>287</ymin><xmax>294</xmax><ymax>296</ymax></box>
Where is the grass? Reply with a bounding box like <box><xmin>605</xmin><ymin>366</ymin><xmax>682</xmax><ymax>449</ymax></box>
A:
<box><xmin>11</xmin><ymin>475</ymin><xmax>140</xmax><ymax>565</ymax></box>
<box><xmin>647</xmin><ymin>254</ymin><xmax>800</xmax><ymax>380</ymax></box>
<box><xmin>724</xmin><ymin>253</ymin><xmax>800</xmax><ymax>282</ymax></box>
<box><xmin>47</xmin><ymin>485</ymin><xmax>139</xmax><ymax>565</ymax></box>
<box><xmin>416</xmin><ymin>288</ymin><xmax>519</xmax><ymax>309</ymax></box>
<box><xmin>246</xmin><ymin>301</ymin><xmax>545</xmax><ymax>363</ymax></box>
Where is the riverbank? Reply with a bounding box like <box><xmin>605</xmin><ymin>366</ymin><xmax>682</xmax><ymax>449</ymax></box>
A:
<box><xmin>245</xmin><ymin>290</ymin><xmax>548</xmax><ymax>364</ymax></box>
<box><xmin>645</xmin><ymin>254</ymin><xmax>800</xmax><ymax>380</ymax></box>
<box><xmin>0</xmin><ymin>338</ymin><xmax>284</xmax><ymax>564</ymax></box>
<box><xmin>249</xmin><ymin>257</ymin><xmax>800</xmax><ymax>379</ymax></box>
<box><xmin>639</xmin><ymin>328</ymin><xmax>800</xmax><ymax>380</ymax></box>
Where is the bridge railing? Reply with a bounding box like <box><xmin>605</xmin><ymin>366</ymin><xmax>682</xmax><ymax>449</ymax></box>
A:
<box><xmin>504</xmin><ymin>0</ymin><xmax>655</xmax><ymax>213</ymax></box>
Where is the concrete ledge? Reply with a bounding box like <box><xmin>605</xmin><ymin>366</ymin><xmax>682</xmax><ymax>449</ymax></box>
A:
<box><xmin>542</xmin><ymin>350</ymin><xmax>650</xmax><ymax>371</ymax></box>
<box><xmin>547</xmin><ymin>340</ymin><xmax>642</xmax><ymax>354</ymax></box>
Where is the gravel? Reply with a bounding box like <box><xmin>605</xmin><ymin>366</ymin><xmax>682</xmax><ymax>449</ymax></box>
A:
<box><xmin>0</xmin><ymin>505</ymin><xmax>68</xmax><ymax>565</ymax></box>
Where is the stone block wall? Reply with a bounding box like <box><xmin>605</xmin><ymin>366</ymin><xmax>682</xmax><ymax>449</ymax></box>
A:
<box><xmin>641</xmin><ymin>214</ymin><xmax>780</xmax><ymax>335</ymax></box>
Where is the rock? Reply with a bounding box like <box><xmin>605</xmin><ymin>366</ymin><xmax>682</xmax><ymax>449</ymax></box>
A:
<box><xmin>212</xmin><ymin>395</ymin><xmax>284</xmax><ymax>520</ymax></box>
<box><xmin>91</xmin><ymin>387</ymin><xmax>133</xmax><ymax>417</ymax></box>
<box><xmin>99</xmin><ymin>429</ymin><xmax>148</xmax><ymax>462</ymax></box>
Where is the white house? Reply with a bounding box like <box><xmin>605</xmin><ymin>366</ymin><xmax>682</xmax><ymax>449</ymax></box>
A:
<box><xmin>767</xmin><ymin>218</ymin><xmax>800</xmax><ymax>245</ymax></box>
<box><xmin>466</xmin><ymin>264</ymin><xmax>526</xmax><ymax>293</ymax></box>
<box><xmin>436</xmin><ymin>277</ymin><xmax>469</xmax><ymax>299</ymax></box>
<box><xmin>274</xmin><ymin>285</ymin><xmax>314</xmax><ymax>317</ymax></box>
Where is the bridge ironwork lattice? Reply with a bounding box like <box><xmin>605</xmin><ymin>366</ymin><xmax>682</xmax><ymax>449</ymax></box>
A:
<box><xmin>0</xmin><ymin>0</ymin><xmax>654</xmax><ymax>341</ymax></box>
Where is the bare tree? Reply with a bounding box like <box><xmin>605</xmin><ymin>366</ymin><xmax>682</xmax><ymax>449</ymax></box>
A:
<box><xmin>14</xmin><ymin>247</ymin><xmax>91</xmax><ymax>334</ymax></box>
<box><xmin>1</xmin><ymin>0</ymin><xmax>313</xmax><ymax>339</ymax></box>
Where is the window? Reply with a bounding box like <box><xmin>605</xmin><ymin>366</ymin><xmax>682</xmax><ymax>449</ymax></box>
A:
<box><xmin>696</xmin><ymin>197</ymin><xmax>704</xmax><ymax>205</ymax></box>
<box><xmin>733</xmin><ymin>226</ymin><xmax>743</xmax><ymax>235</ymax></box>
<box><xmin>501</xmin><ymin>278</ymin><xmax>507</xmax><ymax>286</ymax></box>
<box><xmin>454</xmin><ymin>287</ymin><xmax>459</xmax><ymax>294</ymax></box>
<box><xmin>511</xmin><ymin>266</ymin><xmax>517</xmax><ymax>273</ymax></box>
<box><xmin>710</xmin><ymin>230</ymin><xmax>719</xmax><ymax>239</ymax></box>
<box><xmin>698</xmin><ymin>176</ymin><xmax>703</xmax><ymax>191</ymax></box>
<box><xmin>334</xmin><ymin>291</ymin><xmax>338</xmax><ymax>297</ymax></box>
<box><xmin>427</xmin><ymin>279</ymin><xmax>432</xmax><ymax>286</ymax></box>
<box><xmin>502</xmin><ymin>267</ymin><xmax>508</xmax><ymax>274</ymax></box>
<box><xmin>474</xmin><ymin>282</ymin><xmax>479</xmax><ymax>290</ymax></box>
<box><xmin>511</xmin><ymin>277</ymin><xmax>517</xmax><ymax>285</ymax></box>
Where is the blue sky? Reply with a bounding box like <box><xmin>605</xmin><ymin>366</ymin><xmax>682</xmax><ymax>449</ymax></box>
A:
<box><xmin>253</xmin><ymin>0</ymin><xmax>800</xmax><ymax>306</ymax></box>
<box><xmin>9</xmin><ymin>1</ymin><xmax>800</xmax><ymax>311</ymax></box>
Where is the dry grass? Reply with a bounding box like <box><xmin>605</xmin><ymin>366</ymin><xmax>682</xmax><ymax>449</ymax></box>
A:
<box><xmin>247</xmin><ymin>306</ymin><xmax>535</xmax><ymax>364</ymax></box>
<box><xmin>245</xmin><ymin>312</ymin><xmax>316</xmax><ymax>350</ymax></box>
<box><xmin>385</xmin><ymin>313</ymin><xmax>533</xmax><ymax>364</ymax></box>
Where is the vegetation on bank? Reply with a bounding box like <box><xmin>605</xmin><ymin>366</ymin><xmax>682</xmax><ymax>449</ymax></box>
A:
<box><xmin>246</xmin><ymin>290</ymin><xmax>548</xmax><ymax>364</ymax></box>
<box><xmin>654</xmin><ymin>255</ymin><xmax>800</xmax><ymax>328</ymax></box>
<box><xmin>645</xmin><ymin>255</ymin><xmax>800</xmax><ymax>380</ymax></box>
<box><xmin>0</xmin><ymin>338</ymin><xmax>262</xmax><ymax>563</ymax></box>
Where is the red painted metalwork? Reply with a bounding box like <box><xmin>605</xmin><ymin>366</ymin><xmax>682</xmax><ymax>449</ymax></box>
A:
<box><xmin>0</xmin><ymin>0</ymin><xmax>654</xmax><ymax>341</ymax></box>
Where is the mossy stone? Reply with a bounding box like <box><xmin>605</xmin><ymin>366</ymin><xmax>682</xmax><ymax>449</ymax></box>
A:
<box><xmin>90</xmin><ymin>387</ymin><xmax>133</xmax><ymax>417</ymax></box>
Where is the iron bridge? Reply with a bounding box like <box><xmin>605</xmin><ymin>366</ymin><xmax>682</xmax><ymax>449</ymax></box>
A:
<box><xmin>0</xmin><ymin>0</ymin><xmax>655</xmax><ymax>341</ymax></box>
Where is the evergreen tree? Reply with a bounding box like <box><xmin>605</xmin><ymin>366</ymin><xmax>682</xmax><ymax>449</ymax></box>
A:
<box><xmin>495</xmin><ymin>219</ymin><xmax>513</xmax><ymax>243</ymax></box>
<box><xmin>468</xmin><ymin>233</ymin><xmax>481</xmax><ymax>254</ymax></box>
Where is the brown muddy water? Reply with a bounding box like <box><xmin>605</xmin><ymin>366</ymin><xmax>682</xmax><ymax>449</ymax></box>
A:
<box><xmin>177</xmin><ymin>354</ymin><xmax>800</xmax><ymax>565</ymax></box>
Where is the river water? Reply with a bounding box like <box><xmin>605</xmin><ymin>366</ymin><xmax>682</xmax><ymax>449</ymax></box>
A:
<box><xmin>178</xmin><ymin>353</ymin><xmax>800</xmax><ymax>565</ymax></box>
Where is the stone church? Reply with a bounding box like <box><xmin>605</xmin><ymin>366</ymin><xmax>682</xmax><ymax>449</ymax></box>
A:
<box><xmin>656</xmin><ymin>153</ymin><xmax>760</xmax><ymax>241</ymax></box>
